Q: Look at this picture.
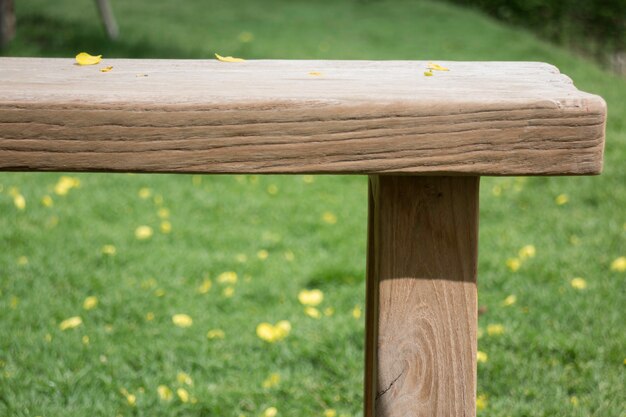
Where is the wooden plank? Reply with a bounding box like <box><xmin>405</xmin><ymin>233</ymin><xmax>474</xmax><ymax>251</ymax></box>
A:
<box><xmin>365</xmin><ymin>176</ymin><xmax>478</xmax><ymax>417</ymax></box>
<box><xmin>0</xmin><ymin>58</ymin><xmax>605</xmax><ymax>175</ymax></box>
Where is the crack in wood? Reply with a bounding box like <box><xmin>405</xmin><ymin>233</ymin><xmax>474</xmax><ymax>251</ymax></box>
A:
<box><xmin>375</xmin><ymin>368</ymin><xmax>405</xmax><ymax>401</ymax></box>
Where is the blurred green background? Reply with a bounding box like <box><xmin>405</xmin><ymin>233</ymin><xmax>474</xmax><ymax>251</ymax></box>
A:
<box><xmin>1</xmin><ymin>0</ymin><xmax>625</xmax><ymax>416</ymax></box>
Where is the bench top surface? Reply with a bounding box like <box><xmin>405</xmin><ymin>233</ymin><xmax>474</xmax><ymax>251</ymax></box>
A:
<box><xmin>0</xmin><ymin>58</ymin><xmax>606</xmax><ymax>175</ymax></box>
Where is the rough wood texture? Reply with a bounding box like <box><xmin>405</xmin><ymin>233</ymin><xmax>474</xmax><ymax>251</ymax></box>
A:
<box><xmin>365</xmin><ymin>176</ymin><xmax>478</xmax><ymax>417</ymax></box>
<box><xmin>0</xmin><ymin>58</ymin><xmax>605</xmax><ymax>175</ymax></box>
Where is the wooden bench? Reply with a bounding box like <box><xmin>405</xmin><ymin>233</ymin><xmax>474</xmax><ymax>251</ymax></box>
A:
<box><xmin>0</xmin><ymin>58</ymin><xmax>606</xmax><ymax>416</ymax></box>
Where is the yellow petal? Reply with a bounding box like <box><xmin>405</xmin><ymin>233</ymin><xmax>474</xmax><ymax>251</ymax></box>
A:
<box><xmin>215</xmin><ymin>53</ymin><xmax>245</xmax><ymax>63</ymax></box>
<box><xmin>75</xmin><ymin>52</ymin><xmax>102</xmax><ymax>66</ymax></box>
<box><xmin>256</xmin><ymin>322</ymin><xmax>276</xmax><ymax>342</ymax></box>
<box><xmin>160</xmin><ymin>221</ymin><xmax>172</xmax><ymax>234</ymax></box>
<box><xmin>262</xmin><ymin>372</ymin><xmax>281</xmax><ymax>388</ymax></box>
<box><xmin>172</xmin><ymin>314</ymin><xmax>193</xmax><ymax>328</ymax></box>
<box><xmin>54</xmin><ymin>176</ymin><xmax>80</xmax><ymax>196</ymax></box>
<box><xmin>157</xmin><ymin>385</ymin><xmax>173</xmax><ymax>401</ymax></box>
<box><xmin>275</xmin><ymin>320</ymin><xmax>291</xmax><ymax>338</ymax></box>
<box><xmin>501</xmin><ymin>294</ymin><xmax>517</xmax><ymax>307</ymax></box>
<box><xmin>59</xmin><ymin>316</ymin><xmax>83</xmax><ymax>330</ymax></box>
<box><xmin>256</xmin><ymin>321</ymin><xmax>291</xmax><ymax>342</ymax></box>
<box><xmin>324</xmin><ymin>409</ymin><xmax>337</xmax><ymax>417</ymax></box>
<box><xmin>308</xmin><ymin>71</ymin><xmax>323</xmax><ymax>76</ymax></box>
<box><xmin>125</xmin><ymin>393</ymin><xmax>136</xmax><ymax>406</ymax></box>
<box><xmin>177</xmin><ymin>371</ymin><xmax>193</xmax><ymax>386</ymax></box>
<box><xmin>207</xmin><ymin>329</ymin><xmax>225</xmax><ymax>339</ymax></box>
<box><xmin>322</xmin><ymin>212</ymin><xmax>337</xmax><ymax>224</ymax></box>
<box><xmin>41</xmin><ymin>195</ymin><xmax>53</xmax><ymax>207</ymax></box>
<box><xmin>222</xmin><ymin>286</ymin><xmax>235</xmax><ymax>298</ymax></box>
<box><xmin>423</xmin><ymin>70</ymin><xmax>433</xmax><ymax>77</ymax></box>
<box><xmin>217</xmin><ymin>271</ymin><xmax>238</xmax><ymax>284</ymax></box>
<box><xmin>476</xmin><ymin>394</ymin><xmax>488</xmax><ymax>410</ymax></box>
<box><xmin>570</xmin><ymin>277</ymin><xmax>587</xmax><ymax>290</ymax></box>
<box><xmin>506</xmin><ymin>258</ymin><xmax>521</xmax><ymax>272</ymax></box>
<box><xmin>304</xmin><ymin>306</ymin><xmax>321</xmax><ymax>319</ymax></box>
<box><xmin>100</xmin><ymin>66</ymin><xmax>113</xmax><ymax>73</ymax></box>
<box><xmin>487</xmin><ymin>324</ymin><xmax>505</xmax><ymax>336</ymax></box>
<box><xmin>427</xmin><ymin>62</ymin><xmax>449</xmax><ymax>71</ymax></box>
<box><xmin>135</xmin><ymin>225</ymin><xmax>153</xmax><ymax>240</ymax></box>
<box><xmin>555</xmin><ymin>194</ymin><xmax>569</xmax><ymax>205</ymax></box>
<box><xmin>157</xmin><ymin>208</ymin><xmax>170</xmax><ymax>219</ymax></box>
<box><xmin>101</xmin><ymin>245</ymin><xmax>116</xmax><ymax>256</ymax></box>
<box><xmin>518</xmin><ymin>245</ymin><xmax>536</xmax><ymax>260</ymax></box>
<box><xmin>610</xmin><ymin>256</ymin><xmax>626</xmax><ymax>272</ymax></box>
<box><xmin>83</xmin><ymin>296</ymin><xmax>98</xmax><ymax>310</ymax></box>
<box><xmin>197</xmin><ymin>279</ymin><xmax>213</xmax><ymax>294</ymax></box>
<box><xmin>13</xmin><ymin>194</ymin><xmax>25</xmax><ymax>210</ymax></box>
<box><xmin>176</xmin><ymin>387</ymin><xmax>189</xmax><ymax>403</ymax></box>
<box><xmin>262</xmin><ymin>407</ymin><xmax>278</xmax><ymax>417</ymax></box>
<box><xmin>298</xmin><ymin>289</ymin><xmax>324</xmax><ymax>306</ymax></box>
<box><xmin>138</xmin><ymin>187</ymin><xmax>152</xmax><ymax>199</ymax></box>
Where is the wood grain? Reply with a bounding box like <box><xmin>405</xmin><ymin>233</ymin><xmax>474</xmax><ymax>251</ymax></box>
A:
<box><xmin>0</xmin><ymin>58</ymin><xmax>605</xmax><ymax>175</ymax></box>
<box><xmin>365</xmin><ymin>176</ymin><xmax>478</xmax><ymax>417</ymax></box>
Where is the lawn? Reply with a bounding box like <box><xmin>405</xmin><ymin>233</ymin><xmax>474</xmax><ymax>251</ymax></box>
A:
<box><xmin>1</xmin><ymin>0</ymin><xmax>625</xmax><ymax>416</ymax></box>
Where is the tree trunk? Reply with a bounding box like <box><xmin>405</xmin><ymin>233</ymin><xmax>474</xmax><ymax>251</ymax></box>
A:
<box><xmin>0</xmin><ymin>0</ymin><xmax>15</xmax><ymax>48</ymax></box>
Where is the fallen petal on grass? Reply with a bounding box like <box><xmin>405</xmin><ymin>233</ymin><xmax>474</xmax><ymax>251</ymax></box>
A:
<box><xmin>157</xmin><ymin>385</ymin><xmax>173</xmax><ymax>401</ymax></box>
<box><xmin>83</xmin><ymin>296</ymin><xmax>98</xmax><ymax>310</ymax></box>
<box><xmin>135</xmin><ymin>225</ymin><xmax>153</xmax><ymax>240</ymax></box>
<box><xmin>172</xmin><ymin>314</ymin><xmax>193</xmax><ymax>328</ymax></box>
<box><xmin>59</xmin><ymin>316</ymin><xmax>83</xmax><ymax>330</ymax></box>
<box><xmin>570</xmin><ymin>277</ymin><xmax>587</xmax><ymax>289</ymax></box>
<box><xmin>610</xmin><ymin>256</ymin><xmax>626</xmax><ymax>272</ymax></box>
<box><xmin>298</xmin><ymin>289</ymin><xmax>324</xmax><ymax>306</ymax></box>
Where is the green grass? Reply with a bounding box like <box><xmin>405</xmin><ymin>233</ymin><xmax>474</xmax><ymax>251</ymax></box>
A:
<box><xmin>1</xmin><ymin>0</ymin><xmax>625</xmax><ymax>416</ymax></box>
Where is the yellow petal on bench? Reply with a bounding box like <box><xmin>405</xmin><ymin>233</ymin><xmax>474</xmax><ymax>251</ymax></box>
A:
<box><xmin>100</xmin><ymin>66</ymin><xmax>113</xmax><ymax>73</ymax></box>
<box><xmin>215</xmin><ymin>53</ymin><xmax>245</xmax><ymax>63</ymax></box>
<box><xmin>427</xmin><ymin>62</ymin><xmax>449</xmax><ymax>71</ymax></box>
<box><xmin>75</xmin><ymin>52</ymin><xmax>102</xmax><ymax>66</ymax></box>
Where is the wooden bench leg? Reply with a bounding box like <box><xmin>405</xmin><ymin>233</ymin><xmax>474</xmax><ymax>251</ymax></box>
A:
<box><xmin>365</xmin><ymin>175</ymin><xmax>479</xmax><ymax>417</ymax></box>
